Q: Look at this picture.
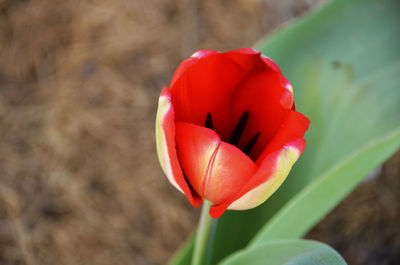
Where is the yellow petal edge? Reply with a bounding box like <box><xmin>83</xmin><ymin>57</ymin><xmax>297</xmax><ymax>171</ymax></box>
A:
<box><xmin>155</xmin><ymin>95</ymin><xmax>183</xmax><ymax>193</ymax></box>
<box><xmin>228</xmin><ymin>145</ymin><xmax>301</xmax><ymax>210</ymax></box>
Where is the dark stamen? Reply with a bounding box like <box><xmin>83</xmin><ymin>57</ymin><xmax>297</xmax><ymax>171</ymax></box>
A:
<box><xmin>229</xmin><ymin>111</ymin><xmax>249</xmax><ymax>146</ymax></box>
<box><xmin>242</xmin><ymin>132</ymin><xmax>260</xmax><ymax>156</ymax></box>
<box><xmin>205</xmin><ymin>113</ymin><xmax>213</xmax><ymax>129</ymax></box>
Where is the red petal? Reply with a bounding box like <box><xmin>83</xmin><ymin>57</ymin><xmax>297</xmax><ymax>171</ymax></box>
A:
<box><xmin>169</xmin><ymin>52</ymin><xmax>248</xmax><ymax>140</ymax></box>
<box><xmin>156</xmin><ymin>88</ymin><xmax>203</xmax><ymax>207</ymax></box>
<box><xmin>260</xmin><ymin>55</ymin><xmax>282</xmax><ymax>74</ymax></box>
<box><xmin>175</xmin><ymin>122</ymin><xmax>221</xmax><ymax>197</ymax></box>
<box><xmin>191</xmin><ymin>49</ymin><xmax>219</xmax><ymax>59</ymax></box>
<box><xmin>261</xmin><ymin>55</ymin><xmax>294</xmax><ymax>109</ymax></box>
<box><xmin>224</xmin><ymin>49</ymin><xmax>292</xmax><ymax>93</ymax></box>
<box><xmin>237</xmin><ymin>111</ymin><xmax>309</xmax><ymax>198</ymax></box>
<box><xmin>175</xmin><ymin>122</ymin><xmax>257</xmax><ymax>206</ymax></box>
<box><xmin>223</xmin><ymin>50</ymin><xmax>293</xmax><ymax>109</ymax></box>
<box><xmin>207</xmin><ymin>142</ymin><xmax>258</xmax><ymax>204</ymax></box>
<box><xmin>222</xmin><ymin>48</ymin><xmax>267</xmax><ymax>73</ymax></box>
<box><xmin>230</xmin><ymin>70</ymin><xmax>292</xmax><ymax>160</ymax></box>
<box><xmin>256</xmin><ymin>111</ymin><xmax>310</xmax><ymax>163</ymax></box>
<box><xmin>209</xmin><ymin>111</ymin><xmax>309</xmax><ymax>218</ymax></box>
<box><xmin>169</xmin><ymin>50</ymin><xmax>218</xmax><ymax>88</ymax></box>
<box><xmin>227</xmin><ymin>138</ymin><xmax>306</xmax><ymax>211</ymax></box>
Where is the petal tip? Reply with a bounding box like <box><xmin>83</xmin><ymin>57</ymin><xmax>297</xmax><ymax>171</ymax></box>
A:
<box><xmin>191</xmin><ymin>50</ymin><xmax>218</xmax><ymax>59</ymax></box>
<box><xmin>160</xmin><ymin>87</ymin><xmax>172</xmax><ymax>98</ymax></box>
<box><xmin>260</xmin><ymin>55</ymin><xmax>281</xmax><ymax>73</ymax></box>
<box><xmin>192</xmin><ymin>197</ymin><xmax>204</xmax><ymax>208</ymax></box>
<box><xmin>285</xmin><ymin>83</ymin><xmax>294</xmax><ymax>94</ymax></box>
<box><xmin>209</xmin><ymin>203</ymin><xmax>229</xmax><ymax>219</ymax></box>
<box><xmin>280</xmin><ymin>89</ymin><xmax>294</xmax><ymax>109</ymax></box>
<box><xmin>232</xmin><ymin>48</ymin><xmax>261</xmax><ymax>55</ymax></box>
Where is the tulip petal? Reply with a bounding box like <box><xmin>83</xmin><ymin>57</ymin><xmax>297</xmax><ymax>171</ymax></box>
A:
<box><xmin>169</xmin><ymin>50</ymin><xmax>219</xmax><ymax>88</ymax></box>
<box><xmin>260</xmin><ymin>55</ymin><xmax>283</xmax><ymax>75</ymax></box>
<box><xmin>169</xmin><ymin>52</ymin><xmax>248</xmax><ymax>140</ymax></box>
<box><xmin>230</xmin><ymin>70</ymin><xmax>292</xmax><ymax>160</ymax></box>
<box><xmin>207</xmin><ymin>142</ymin><xmax>258</xmax><ymax>204</ymax></box>
<box><xmin>256</xmin><ymin>111</ymin><xmax>310</xmax><ymax>162</ymax></box>
<box><xmin>209</xmin><ymin>111</ymin><xmax>309</xmax><ymax>218</ymax></box>
<box><xmin>175</xmin><ymin>122</ymin><xmax>221</xmax><ymax>198</ymax></box>
<box><xmin>155</xmin><ymin>88</ymin><xmax>203</xmax><ymax>207</ymax></box>
<box><xmin>224</xmin><ymin>49</ymin><xmax>294</xmax><ymax>111</ymax></box>
<box><xmin>228</xmin><ymin>139</ymin><xmax>305</xmax><ymax>210</ymax></box>
<box><xmin>261</xmin><ymin>55</ymin><xmax>294</xmax><ymax>109</ymax></box>
<box><xmin>225</xmin><ymin>50</ymin><xmax>294</xmax><ymax>109</ymax></box>
<box><xmin>222</xmin><ymin>48</ymin><xmax>267</xmax><ymax>73</ymax></box>
<box><xmin>175</xmin><ymin>122</ymin><xmax>258</xmax><ymax>206</ymax></box>
<box><xmin>191</xmin><ymin>49</ymin><xmax>218</xmax><ymax>59</ymax></box>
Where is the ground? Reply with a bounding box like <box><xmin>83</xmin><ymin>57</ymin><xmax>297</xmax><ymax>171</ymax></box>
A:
<box><xmin>0</xmin><ymin>0</ymin><xmax>398</xmax><ymax>264</ymax></box>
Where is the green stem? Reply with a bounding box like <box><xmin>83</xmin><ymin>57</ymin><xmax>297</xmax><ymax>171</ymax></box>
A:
<box><xmin>191</xmin><ymin>201</ymin><xmax>215</xmax><ymax>265</ymax></box>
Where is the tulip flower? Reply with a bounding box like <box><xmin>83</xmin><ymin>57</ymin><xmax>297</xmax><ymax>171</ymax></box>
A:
<box><xmin>156</xmin><ymin>48</ymin><xmax>309</xmax><ymax>219</ymax></box>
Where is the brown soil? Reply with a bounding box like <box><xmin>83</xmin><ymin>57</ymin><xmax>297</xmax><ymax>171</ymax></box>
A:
<box><xmin>0</xmin><ymin>0</ymin><xmax>398</xmax><ymax>264</ymax></box>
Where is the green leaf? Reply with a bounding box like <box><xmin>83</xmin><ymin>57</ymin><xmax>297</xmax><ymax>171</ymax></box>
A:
<box><xmin>250</xmin><ymin>128</ymin><xmax>400</xmax><ymax>244</ymax></box>
<box><xmin>218</xmin><ymin>240</ymin><xmax>347</xmax><ymax>265</ymax></box>
<box><xmin>169</xmin><ymin>0</ymin><xmax>400</xmax><ymax>264</ymax></box>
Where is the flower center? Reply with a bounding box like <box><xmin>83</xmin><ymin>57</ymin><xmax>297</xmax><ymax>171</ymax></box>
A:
<box><xmin>205</xmin><ymin>112</ymin><xmax>260</xmax><ymax>157</ymax></box>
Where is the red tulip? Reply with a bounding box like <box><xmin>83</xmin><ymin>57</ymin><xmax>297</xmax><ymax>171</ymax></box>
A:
<box><xmin>156</xmin><ymin>49</ymin><xmax>310</xmax><ymax>218</ymax></box>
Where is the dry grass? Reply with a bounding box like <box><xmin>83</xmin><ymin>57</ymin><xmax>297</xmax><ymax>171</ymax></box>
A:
<box><xmin>0</xmin><ymin>0</ymin><xmax>398</xmax><ymax>265</ymax></box>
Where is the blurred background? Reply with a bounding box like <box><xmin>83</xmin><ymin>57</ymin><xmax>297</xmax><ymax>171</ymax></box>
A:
<box><xmin>0</xmin><ymin>0</ymin><xmax>399</xmax><ymax>264</ymax></box>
